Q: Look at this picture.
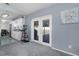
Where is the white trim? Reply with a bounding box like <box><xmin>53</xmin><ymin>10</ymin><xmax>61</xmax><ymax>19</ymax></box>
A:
<box><xmin>31</xmin><ymin>40</ymin><xmax>77</xmax><ymax>56</ymax></box>
<box><xmin>31</xmin><ymin>15</ymin><xmax>52</xmax><ymax>47</ymax></box>
<box><xmin>40</xmin><ymin>15</ymin><xmax>52</xmax><ymax>47</ymax></box>
<box><xmin>51</xmin><ymin>47</ymin><xmax>78</xmax><ymax>56</ymax></box>
<box><xmin>31</xmin><ymin>18</ymin><xmax>41</xmax><ymax>43</ymax></box>
<box><xmin>31</xmin><ymin>40</ymin><xmax>50</xmax><ymax>47</ymax></box>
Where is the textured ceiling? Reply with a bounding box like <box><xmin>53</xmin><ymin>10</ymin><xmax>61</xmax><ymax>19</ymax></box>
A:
<box><xmin>0</xmin><ymin>3</ymin><xmax>54</xmax><ymax>20</ymax></box>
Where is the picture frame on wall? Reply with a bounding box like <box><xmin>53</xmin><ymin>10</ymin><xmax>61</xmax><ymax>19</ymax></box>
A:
<box><xmin>61</xmin><ymin>8</ymin><xmax>79</xmax><ymax>24</ymax></box>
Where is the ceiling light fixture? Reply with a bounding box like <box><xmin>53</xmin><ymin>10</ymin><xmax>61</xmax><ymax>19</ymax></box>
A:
<box><xmin>1</xmin><ymin>14</ymin><xmax>9</xmax><ymax>18</ymax></box>
<box><xmin>1</xmin><ymin>19</ymin><xmax>8</xmax><ymax>23</ymax></box>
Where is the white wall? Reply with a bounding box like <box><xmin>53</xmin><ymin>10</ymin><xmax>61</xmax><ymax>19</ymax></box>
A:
<box><xmin>11</xmin><ymin>17</ymin><xmax>25</xmax><ymax>40</ymax></box>
<box><xmin>11</xmin><ymin>31</ymin><xmax>22</xmax><ymax>40</ymax></box>
<box><xmin>0</xmin><ymin>21</ymin><xmax>9</xmax><ymax>36</ymax></box>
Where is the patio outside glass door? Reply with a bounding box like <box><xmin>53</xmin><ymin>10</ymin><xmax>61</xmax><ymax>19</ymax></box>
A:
<box><xmin>32</xmin><ymin>15</ymin><xmax>52</xmax><ymax>46</ymax></box>
<box><xmin>42</xmin><ymin>19</ymin><xmax>50</xmax><ymax>43</ymax></box>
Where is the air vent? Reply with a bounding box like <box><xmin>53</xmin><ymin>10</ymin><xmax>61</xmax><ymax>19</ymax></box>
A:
<box><xmin>4</xmin><ymin>3</ymin><xmax>10</xmax><ymax>6</ymax></box>
<box><xmin>22</xmin><ymin>16</ymin><xmax>24</xmax><ymax>18</ymax></box>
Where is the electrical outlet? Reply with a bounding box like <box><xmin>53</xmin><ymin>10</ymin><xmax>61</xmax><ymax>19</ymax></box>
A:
<box><xmin>68</xmin><ymin>45</ymin><xmax>72</xmax><ymax>49</ymax></box>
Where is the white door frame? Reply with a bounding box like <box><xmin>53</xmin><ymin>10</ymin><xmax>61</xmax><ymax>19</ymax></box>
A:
<box><xmin>31</xmin><ymin>17</ymin><xmax>41</xmax><ymax>43</ymax></box>
<box><xmin>31</xmin><ymin>15</ymin><xmax>52</xmax><ymax>47</ymax></box>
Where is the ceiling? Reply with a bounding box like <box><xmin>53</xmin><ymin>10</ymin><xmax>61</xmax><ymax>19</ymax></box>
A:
<box><xmin>0</xmin><ymin>3</ymin><xmax>55</xmax><ymax>20</ymax></box>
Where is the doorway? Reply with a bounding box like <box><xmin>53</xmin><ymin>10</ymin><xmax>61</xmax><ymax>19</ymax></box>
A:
<box><xmin>9</xmin><ymin>24</ymin><xmax>12</xmax><ymax>37</ymax></box>
<box><xmin>31</xmin><ymin>15</ymin><xmax>52</xmax><ymax>47</ymax></box>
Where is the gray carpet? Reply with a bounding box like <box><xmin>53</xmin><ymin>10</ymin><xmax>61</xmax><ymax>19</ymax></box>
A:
<box><xmin>0</xmin><ymin>36</ymin><xmax>17</xmax><ymax>46</ymax></box>
<box><xmin>0</xmin><ymin>37</ymin><xmax>71</xmax><ymax>56</ymax></box>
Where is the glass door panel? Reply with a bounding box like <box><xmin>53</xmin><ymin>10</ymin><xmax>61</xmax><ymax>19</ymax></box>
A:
<box><xmin>42</xmin><ymin>20</ymin><xmax>50</xmax><ymax>43</ymax></box>
<box><xmin>34</xmin><ymin>21</ymin><xmax>39</xmax><ymax>41</ymax></box>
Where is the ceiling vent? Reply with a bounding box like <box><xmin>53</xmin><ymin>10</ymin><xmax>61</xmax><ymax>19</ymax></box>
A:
<box><xmin>4</xmin><ymin>3</ymin><xmax>10</xmax><ymax>6</ymax></box>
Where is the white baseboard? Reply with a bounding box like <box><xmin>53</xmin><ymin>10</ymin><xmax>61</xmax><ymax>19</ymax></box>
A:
<box><xmin>31</xmin><ymin>40</ymin><xmax>51</xmax><ymax>47</ymax></box>
<box><xmin>51</xmin><ymin>47</ymin><xmax>78</xmax><ymax>56</ymax></box>
<box><xmin>31</xmin><ymin>40</ymin><xmax>78</xmax><ymax>56</ymax></box>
